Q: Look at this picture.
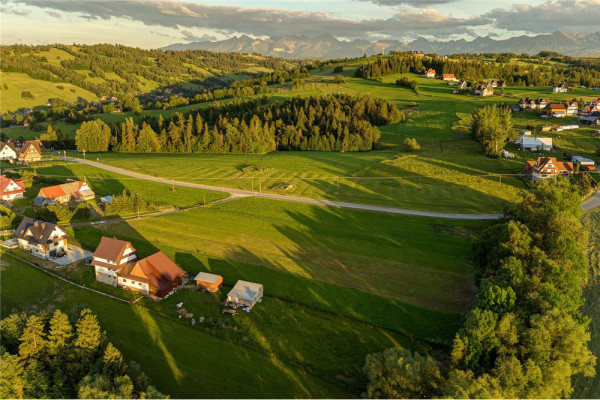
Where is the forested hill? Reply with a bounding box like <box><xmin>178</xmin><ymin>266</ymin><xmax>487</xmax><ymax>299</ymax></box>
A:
<box><xmin>0</xmin><ymin>44</ymin><xmax>299</xmax><ymax>100</ymax></box>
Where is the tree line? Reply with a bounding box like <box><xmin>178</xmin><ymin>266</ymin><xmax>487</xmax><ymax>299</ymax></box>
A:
<box><xmin>0</xmin><ymin>308</ymin><xmax>167</xmax><ymax>399</ymax></box>
<box><xmin>363</xmin><ymin>178</ymin><xmax>595</xmax><ymax>398</ymax></box>
<box><xmin>355</xmin><ymin>52</ymin><xmax>600</xmax><ymax>88</ymax></box>
<box><xmin>75</xmin><ymin>95</ymin><xmax>405</xmax><ymax>153</ymax></box>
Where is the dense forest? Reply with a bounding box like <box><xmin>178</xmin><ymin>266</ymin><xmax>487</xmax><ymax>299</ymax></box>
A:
<box><xmin>364</xmin><ymin>178</ymin><xmax>595</xmax><ymax>398</ymax></box>
<box><xmin>0</xmin><ymin>44</ymin><xmax>299</xmax><ymax>98</ymax></box>
<box><xmin>0</xmin><ymin>308</ymin><xmax>166</xmax><ymax>399</ymax></box>
<box><xmin>75</xmin><ymin>95</ymin><xmax>404</xmax><ymax>153</ymax></box>
<box><xmin>355</xmin><ymin>52</ymin><xmax>600</xmax><ymax>87</ymax></box>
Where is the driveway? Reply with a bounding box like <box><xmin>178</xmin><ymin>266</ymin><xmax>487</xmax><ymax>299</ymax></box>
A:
<box><xmin>583</xmin><ymin>190</ymin><xmax>600</xmax><ymax>211</ymax></box>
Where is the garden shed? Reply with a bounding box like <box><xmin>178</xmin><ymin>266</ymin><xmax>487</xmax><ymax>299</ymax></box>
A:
<box><xmin>194</xmin><ymin>272</ymin><xmax>223</xmax><ymax>292</ymax></box>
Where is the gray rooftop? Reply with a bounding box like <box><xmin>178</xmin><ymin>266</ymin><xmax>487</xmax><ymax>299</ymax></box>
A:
<box><xmin>227</xmin><ymin>280</ymin><xmax>263</xmax><ymax>301</ymax></box>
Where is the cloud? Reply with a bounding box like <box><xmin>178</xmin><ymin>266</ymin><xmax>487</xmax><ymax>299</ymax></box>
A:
<box><xmin>45</xmin><ymin>10</ymin><xmax>60</xmax><ymax>18</ymax></box>
<box><xmin>487</xmin><ymin>0</ymin><xmax>600</xmax><ymax>33</ymax></box>
<box><xmin>0</xmin><ymin>5</ymin><xmax>28</xmax><ymax>15</ymax></box>
<box><xmin>11</xmin><ymin>0</ymin><xmax>489</xmax><ymax>40</ymax></box>
<box><xmin>180</xmin><ymin>29</ymin><xmax>216</xmax><ymax>42</ymax></box>
<box><xmin>358</xmin><ymin>0</ymin><xmax>459</xmax><ymax>7</ymax></box>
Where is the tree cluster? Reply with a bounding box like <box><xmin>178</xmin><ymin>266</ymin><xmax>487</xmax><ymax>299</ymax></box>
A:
<box><xmin>104</xmin><ymin>191</ymin><xmax>151</xmax><ymax>216</ymax></box>
<box><xmin>355</xmin><ymin>52</ymin><xmax>600</xmax><ymax>88</ymax></box>
<box><xmin>364</xmin><ymin>178</ymin><xmax>595</xmax><ymax>398</ymax></box>
<box><xmin>101</xmin><ymin>95</ymin><xmax>403</xmax><ymax>153</ymax></box>
<box><xmin>0</xmin><ymin>309</ymin><xmax>167</xmax><ymax>399</ymax></box>
<box><xmin>395</xmin><ymin>77</ymin><xmax>419</xmax><ymax>94</ymax></box>
<box><xmin>470</xmin><ymin>105</ymin><xmax>513</xmax><ymax>157</ymax></box>
<box><xmin>35</xmin><ymin>202</ymin><xmax>91</xmax><ymax>223</ymax></box>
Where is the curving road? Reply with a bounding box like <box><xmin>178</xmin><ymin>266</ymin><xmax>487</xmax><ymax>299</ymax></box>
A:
<box><xmin>583</xmin><ymin>190</ymin><xmax>600</xmax><ymax>211</ymax></box>
<box><xmin>65</xmin><ymin>157</ymin><xmax>505</xmax><ymax>220</ymax></box>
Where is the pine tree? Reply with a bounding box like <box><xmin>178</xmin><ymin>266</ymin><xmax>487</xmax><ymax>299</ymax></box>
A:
<box><xmin>102</xmin><ymin>343</ymin><xmax>125</xmax><ymax>378</ymax></box>
<box><xmin>74</xmin><ymin>309</ymin><xmax>101</xmax><ymax>352</ymax></box>
<box><xmin>18</xmin><ymin>314</ymin><xmax>47</xmax><ymax>359</ymax></box>
<box><xmin>47</xmin><ymin>310</ymin><xmax>73</xmax><ymax>356</ymax></box>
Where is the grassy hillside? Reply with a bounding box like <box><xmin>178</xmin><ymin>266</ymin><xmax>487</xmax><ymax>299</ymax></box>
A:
<box><xmin>0</xmin><ymin>253</ymin><xmax>349</xmax><ymax>399</ymax></box>
<box><xmin>0</xmin><ymin>71</ymin><xmax>98</xmax><ymax>112</ymax></box>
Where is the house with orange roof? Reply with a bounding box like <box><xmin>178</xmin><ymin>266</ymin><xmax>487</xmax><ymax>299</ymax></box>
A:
<box><xmin>18</xmin><ymin>140</ymin><xmax>43</xmax><ymax>163</ymax></box>
<box><xmin>442</xmin><ymin>73</ymin><xmax>456</xmax><ymax>81</ymax></box>
<box><xmin>524</xmin><ymin>157</ymin><xmax>574</xmax><ymax>181</ymax></box>
<box><xmin>425</xmin><ymin>68</ymin><xmax>436</xmax><ymax>78</ymax></box>
<box><xmin>118</xmin><ymin>251</ymin><xmax>186</xmax><ymax>298</ymax></box>
<box><xmin>0</xmin><ymin>175</ymin><xmax>26</xmax><ymax>201</ymax></box>
<box><xmin>34</xmin><ymin>180</ymin><xmax>95</xmax><ymax>206</ymax></box>
<box><xmin>545</xmin><ymin>103</ymin><xmax>567</xmax><ymax>117</ymax></box>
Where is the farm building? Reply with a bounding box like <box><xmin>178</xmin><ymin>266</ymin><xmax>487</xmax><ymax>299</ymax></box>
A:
<box><xmin>118</xmin><ymin>251</ymin><xmax>186</xmax><ymax>298</ymax></box>
<box><xmin>524</xmin><ymin>157</ymin><xmax>574</xmax><ymax>181</ymax></box>
<box><xmin>0</xmin><ymin>175</ymin><xmax>26</xmax><ymax>201</ymax></box>
<box><xmin>515</xmin><ymin>135</ymin><xmax>552</xmax><ymax>151</ymax></box>
<box><xmin>18</xmin><ymin>140</ymin><xmax>43</xmax><ymax>163</ymax></box>
<box><xmin>545</xmin><ymin>103</ymin><xmax>567</xmax><ymax>117</ymax></box>
<box><xmin>572</xmin><ymin>156</ymin><xmax>597</xmax><ymax>171</ymax></box>
<box><xmin>579</xmin><ymin>115</ymin><xmax>600</xmax><ymax>126</ymax></box>
<box><xmin>227</xmin><ymin>280</ymin><xmax>264</xmax><ymax>308</ymax></box>
<box><xmin>194</xmin><ymin>272</ymin><xmax>223</xmax><ymax>292</ymax></box>
<box><xmin>34</xmin><ymin>180</ymin><xmax>95</xmax><ymax>206</ymax></box>
<box><xmin>0</xmin><ymin>141</ymin><xmax>18</xmax><ymax>161</ymax></box>
<box><xmin>15</xmin><ymin>217</ymin><xmax>68</xmax><ymax>258</ymax></box>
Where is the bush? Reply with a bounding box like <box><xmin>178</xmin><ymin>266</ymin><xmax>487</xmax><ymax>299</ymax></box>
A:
<box><xmin>396</xmin><ymin>77</ymin><xmax>419</xmax><ymax>94</ymax></box>
<box><xmin>333</xmin><ymin>75</ymin><xmax>346</xmax><ymax>84</ymax></box>
<box><xmin>0</xmin><ymin>205</ymin><xmax>17</xmax><ymax>229</ymax></box>
<box><xmin>105</xmin><ymin>191</ymin><xmax>150</xmax><ymax>216</ymax></box>
<box><xmin>333</xmin><ymin>66</ymin><xmax>344</xmax><ymax>73</ymax></box>
<box><xmin>20</xmin><ymin>91</ymin><xmax>34</xmax><ymax>99</ymax></box>
<box><xmin>404</xmin><ymin>138</ymin><xmax>420</xmax><ymax>151</ymax></box>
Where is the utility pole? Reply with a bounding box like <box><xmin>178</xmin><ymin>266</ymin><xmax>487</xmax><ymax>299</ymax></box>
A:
<box><xmin>252</xmin><ymin>177</ymin><xmax>254</xmax><ymax>192</ymax></box>
<box><xmin>259</xmin><ymin>182</ymin><xmax>262</xmax><ymax>193</ymax></box>
<box><xmin>499</xmin><ymin>174</ymin><xmax>502</xmax><ymax>187</ymax></box>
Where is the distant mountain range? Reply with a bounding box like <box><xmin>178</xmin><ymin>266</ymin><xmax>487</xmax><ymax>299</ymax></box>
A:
<box><xmin>160</xmin><ymin>31</ymin><xmax>600</xmax><ymax>59</ymax></box>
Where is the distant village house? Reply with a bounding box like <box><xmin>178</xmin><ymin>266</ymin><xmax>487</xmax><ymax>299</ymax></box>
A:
<box><xmin>34</xmin><ymin>180</ymin><xmax>95</xmax><ymax>207</ymax></box>
<box><xmin>524</xmin><ymin>157</ymin><xmax>574</xmax><ymax>181</ymax></box>
<box><xmin>0</xmin><ymin>175</ymin><xmax>26</xmax><ymax>201</ymax></box>
<box><xmin>18</xmin><ymin>140</ymin><xmax>43</xmax><ymax>163</ymax></box>
<box><xmin>0</xmin><ymin>140</ymin><xmax>19</xmax><ymax>161</ymax></box>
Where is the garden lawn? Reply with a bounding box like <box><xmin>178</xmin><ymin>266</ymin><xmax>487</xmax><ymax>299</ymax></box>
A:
<box><xmin>0</xmin><ymin>252</ymin><xmax>351</xmax><ymax>399</ymax></box>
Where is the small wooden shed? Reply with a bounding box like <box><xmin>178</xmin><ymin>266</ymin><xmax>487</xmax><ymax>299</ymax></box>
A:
<box><xmin>194</xmin><ymin>272</ymin><xmax>223</xmax><ymax>292</ymax></box>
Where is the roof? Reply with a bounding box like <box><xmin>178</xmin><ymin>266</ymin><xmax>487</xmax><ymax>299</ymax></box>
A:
<box><xmin>19</xmin><ymin>140</ymin><xmax>42</xmax><ymax>156</ymax></box>
<box><xmin>92</xmin><ymin>237</ymin><xmax>135</xmax><ymax>262</ymax></box>
<box><xmin>122</xmin><ymin>252</ymin><xmax>185</xmax><ymax>291</ymax></box>
<box><xmin>0</xmin><ymin>175</ymin><xmax>25</xmax><ymax>195</ymax></box>
<box><xmin>15</xmin><ymin>217</ymin><xmax>65</xmax><ymax>244</ymax></box>
<box><xmin>517</xmin><ymin>136</ymin><xmax>552</xmax><ymax>147</ymax></box>
<box><xmin>547</xmin><ymin>103</ymin><xmax>567</xmax><ymax>110</ymax></box>
<box><xmin>228</xmin><ymin>280</ymin><xmax>263</xmax><ymax>302</ymax></box>
<box><xmin>0</xmin><ymin>141</ymin><xmax>18</xmax><ymax>153</ymax></box>
<box><xmin>39</xmin><ymin>180</ymin><xmax>93</xmax><ymax>199</ymax></box>
<box><xmin>572</xmin><ymin>156</ymin><xmax>595</xmax><ymax>164</ymax></box>
<box><xmin>194</xmin><ymin>272</ymin><xmax>222</xmax><ymax>284</ymax></box>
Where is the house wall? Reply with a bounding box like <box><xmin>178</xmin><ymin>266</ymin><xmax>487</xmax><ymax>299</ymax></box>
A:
<box><xmin>0</xmin><ymin>147</ymin><xmax>17</xmax><ymax>160</ymax></box>
<box><xmin>196</xmin><ymin>278</ymin><xmax>222</xmax><ymax>292</ymax></box>
<box><xmin>118</xmin><ymin>276</ymin><xmax>150</xmax><ymax>295</ymax></box>
<box><xmin>1</xmin><ymin>193</ymin><xmax>24</xmax><ymax>201</ymax></box>
<box><xmin>95</xmin><ymin>266</ymin><xmax>118</xmax><ymax>286</ymax></box>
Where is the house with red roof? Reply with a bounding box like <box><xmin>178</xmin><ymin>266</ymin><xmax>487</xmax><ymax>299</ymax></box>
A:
<box><xmin>34</xmin><ymin>180</ymin><xmax>95</xmax><ymax>206</ymax></box>
<box><xmin>442</xmin><ymin>73</ymin><xmax>456</xmax><ymax>81</ymax></box>
<box><xmin>0</xmin><ymin>175</ymin><xmax>26</xmax><ymax>201</ymax></box>
<box><xmin>524</xmin><ymin>157</ymin><xmax>574</xmax><ymax>181</ymax></box>
<box><xmin>425</xmin><ymin>68</ymin><xmax>436</xmax><ymax>78</ymax></box>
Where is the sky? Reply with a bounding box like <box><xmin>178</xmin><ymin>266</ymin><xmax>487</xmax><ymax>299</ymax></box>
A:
<box><xmin>1</xmin><ymin>0</ymin><xmax>600</xmax><ymax>48</ymax></box>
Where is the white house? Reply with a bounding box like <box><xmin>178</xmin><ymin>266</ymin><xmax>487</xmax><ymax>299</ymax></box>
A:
<box><xmin>0</xmin><ymin>141</ymin><xmax>18</xmax><ymax>161</ymax></box>
<box><xmin>91</xmin><ymin>237</ymin><xmax>138</xmax><ymax>287</ymax></box>
<box><xmin>552</xmin><ymin>83</ymin><xmax>568</xmax><ymax>93</ymax></box>
<box><xmin>0</xmin><ymin>175</ymin><xmax>26</xmax><ymax>201</ymax></box>
<box><xmin>14</xmin><ymin>218</ymin><xmax>68</xmax><ymax>258</ymax></box>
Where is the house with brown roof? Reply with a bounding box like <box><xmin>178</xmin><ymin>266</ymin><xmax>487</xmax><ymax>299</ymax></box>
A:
<box><xmin>545</xmin><ymin>103</ymin><xmax>567</xmax><ymax>117</ymax></box>
<box><xmin>473</xmin><ymin>82</ymin><xmax>494</xmax><ymax>97</ymax></box>
<box><xmin>425</xmin><ymin>68</ymin><xmax>436</xmax><ymax>78</ymax></box>
<box><xmin>524</xmin><ymin>157</ymin><xmax>574</xmax><ymax>181</ymax></box>
<box><xmin>0</xmin><ymin>140</ymin><xmax>19</xmax><ymax>161</ymax></box>
<box><xmin>565</xmin><ymin>101</ymin><xmax>579</xmax><ymax>116</ymax></box>
<box><xmin>118</xmin><ymin>252</ymin><xmax>186</xmax><ymax>298</ymax></box>
<box><xmin>518</xmin><ymin>97</ymin><xmax>547</xmax><ymax>110</ymax></box>
<box><xmin>18</xmin><ymin>140</ymin><xmax>43</xmax><ymax>163</ymax></box>
<box><xmin>0</xmin><ymin>175</ymin><xmax>26</xmax><ymax>201</ymax></box>
<box><xmin>15</xmin><ymin>217</ymin><xmax>68</xmax><ymax>258</ymax></box>
<box><xmin>34</xmin><ymin>180</ymin><xmax>95</xmax><ymax>206</ymax></box>
<box><xmin>91</xmin><ymin>237</ymin><xmax>138</xmax><ymax>287</ymax></box>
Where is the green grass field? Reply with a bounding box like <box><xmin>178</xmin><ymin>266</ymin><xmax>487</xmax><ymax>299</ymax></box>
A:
<box><xmin>0</xmin><ymin>252</ymin><xmax>349</xmax><ymax>398</ymax></box>
<box><xmin>0</xmin><ymin>71</ymin><xmax>98</xmax><ymax>112</ymax></box>
<box><xmin>30</xmin><ymin>161</ymin><xmax>228</xmax><ymax>208</ymax></box>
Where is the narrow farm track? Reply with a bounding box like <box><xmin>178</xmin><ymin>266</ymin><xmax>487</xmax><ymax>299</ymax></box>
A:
<box><xmin>66</xmin><ymin>157</ymin><xmax>504</xmax><ymax>220</ymax></box>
